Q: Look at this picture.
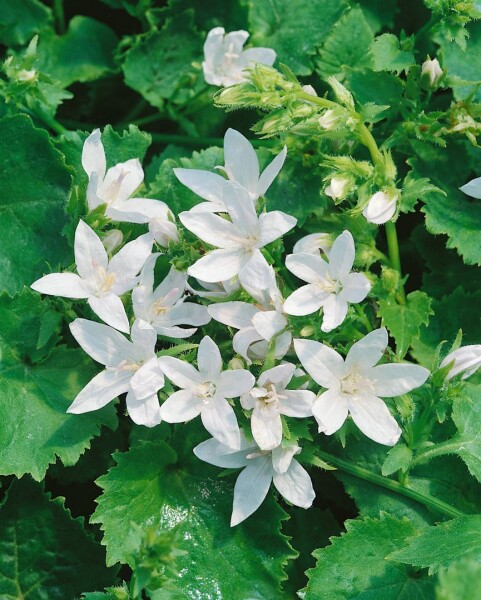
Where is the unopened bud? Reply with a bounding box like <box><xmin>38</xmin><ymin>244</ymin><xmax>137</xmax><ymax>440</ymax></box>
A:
<box><xmin>318</xmin><ymin>109</ymin><xmax>338</xmax><ymax>130</ymax></box>
<box><xmin>17</xmin><ymin>69</ymin><xmax>37</xmax><ymax>82</ymax></box>
<box><xmin>327</xmin><ymin>76</ymin><xmax>354</xmax><ymax>109</ymax></box>
<box><xmin>421</xmin><ymin>57</ymin><xmax>443</xmax><ymax>90</ymax></box>
<box><xmin>362</xmin><ymin>190</ymin><xmax>398</xmax><ymax>225</ymax></box>
<box><xmin>325</xmin><ymin>176</ymin><xmax>351</xmax><ymax>201</ymax></box>
<box><xmin>301</xmin><ymin>84</ymin><xmax>317</xmax><ymax>96</ymax></box>
<box><xmin>102</xmin><ymin>229</ymin><xmax>123</xmax><ymax>254</ymax></box>
<box><xmin>149</xmin><ymin>217</ymin><xmax>179</xmax><ymax>247</ymax></box>
<box><xmin>300</xmin><ymin>325</ymin><xmax>315</xmax><ymax>337</ymax></box>
<box><xmin>228</xmin><ymin>357</ymin><xmax>245</xmax><ymax>370</ymax></box>
<box><xmin>440</xmin><ymin>345</ymin><xmax>481</xmax><ymax>380</ymax></box>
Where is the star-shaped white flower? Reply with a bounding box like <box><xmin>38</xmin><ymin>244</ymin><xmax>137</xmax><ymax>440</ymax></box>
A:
<box><xmin>132</xmin><ymin>254</ymin><xmax>210</xmax><ymax>338</ymax></box>
<box><xmin>159</xmin><ymin>336</ymin><xmax>254</xmax><ymax>449</ymax></box>
<box><xmin>68</xmin><ymin>318</ymin><xmax>164</xmax><ymax>427</ymax></box>
<box><xmin>180</xmin><ymin>182</ymin><xmax>296</xmax><ymax>289</ymax></box>
<box><xmin>241</xmin><ymin>363</ymin><xmax>315</xmax><ymax>450</ymax></box>
<box><xmin>294</xmin><ymin>328</ymin><xmax>430</xmax><ymax>446</ymax></box>
<box><xmin>174</xmin><ymin>128</ymin><xmax>286</xmax><ymax>212</ymax></box>
<box><xmin>31</xmin><ymin>220</ymin><xmax>152</xmax><ymax>332</ymax></box>
<box><xmin>194</xmin><ymin>435</ymin><xmax>315</xmax><ymax>526</ymax></box>
<box><xmin>440</xmin><ymin>345</ymin><xmax>481</xmax><ymax>380</ymax></box>
<box><xmin>460</xmin><ymin>176</ymin><xmax>481</xmax><ymax>199</ymax></box>
<box><xmin>283</xmin><ymin>230</ymin><xmax>370</xmax><ymax>333</ymax></box>
<box><xmin>202</xmin><ymin>27</ymin><xmax>276</xmax><ymax>87</ymax></box>
<box><xmin>82</xmin><ymin>129</ymin><xmax>174</xmax><ymax>225</ymax></box>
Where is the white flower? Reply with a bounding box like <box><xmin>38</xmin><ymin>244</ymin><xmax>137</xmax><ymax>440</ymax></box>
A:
<box><xmin>240</xmin><ymin>363</ymin><xmax>315</xmax><ymax>450</ymax></box>
<box><xmin>202</xmin><ymin>27</ymin><xmax>276</xmax><ymax>87</ymax></box>
<box><xmin>208</xmin><ymin>267</ymin><xmax>291</xmax><ymax>365</ymax></box>
<box><xmin>31</xmin><ymin>220</ymin><xmax>152</xmax><ymax>333</ymax></box>
<box><xmin>148</xmin><ymin>215</ymin><xmax>179</xmax><ymax>247</ymax></box>
<box><xmin>68</xmin><ymin>318</ymin><xmax>164</xmax><ymax>426</ymax></box>
<box><xmin>440</xmin><ymin>345</ymin><xmax>481</xmax><ymax>380</ymax></box>
<box><xmin>194</xmin><ymin>435</ymin><xmax>315</xmax><ymax>526</ymax></box>
<box><xmin>294</xmin><ymin>328</ymin><xmax>430</xmax><ymax>445</ymax></box>
<box><xmin>174</xmin><ymin>128</ymin><xmax>287</xmax><ymax>212</ymax></box>
<box><xmin>187</xmin><ymin>277</ymin><xmax>241</xmax><ymax>299</ymax></box>
<box><xmin>362</xmin><ymin>190</ymin><xmax>398</xmax><ymax>224</ymax></box>
<box><xmin>132</xmin><ymin>254</ymin><xmax>210</xmax><ymax>338</ymax></box>
<box><xmin>102</xmin><ymin>229</ymin><xmax>123</xmax><ymax>254</ymax></box>
<box><xmin>318</xmin><ymin>109</ymin><xmax>338</xmax><ymax>130</ymax></box>
<box><xmin>460</xmin><ymin>176</ymin><xmax>481</xmax><ymax>199</ymax></box>
<box><xmin>325</xmin><ymin>176</ymin><xmax>351</xmax><ymax>201</ymax></box>
<box><xmin>301</xmin><ymin>84</ymin><xmax>318</xmax><ymax>96</ymax></box>
<box><xmin>82</xmin><ymin>129</ymin><xmax>173</xmax><ymax>225</ymax></box>
<box><xmin>283</xmin><ymin>230</ymin><xmax>370</xmax><ymax>333</ymax></box>
<box><xmin>179</xmin><ymin>181</ymin><xmax>296</xmax><ymax>289</ymax></box>
<box><xmin>292</xmin><ymin>232</ymin><xmax>332</xmax><ymax>256</ymax></box>
<box><xmin>421</xmin><ymin>57</ymin><xmax>443</xmax><ymax>89</ymax></box>
<box><xmin>159</xmin><ymin>336</ymin><xmax>254</xmax><ymax>449</ymax></box>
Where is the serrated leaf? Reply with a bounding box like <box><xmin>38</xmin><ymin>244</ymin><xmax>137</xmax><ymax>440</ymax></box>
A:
<box><xmin>400</xmin><ymin>172</ymin><xmax>445</xmax><ymax>214</ymax></box>
<box><xmin>0</xmin><ymin>477</ymin><xmax>115</xmax><ymax>599</ymax></box>
<box><xmin>439</xmin><ymin>22</ymin><xmax>481</xmax><ymax>100</ymax></box>
<box><xmin>360</xmin><ymin>102</ymin><xmax>391</xmax><ymax>123</ymax></box>
<box><xmin>303</xmin><ymin>515</ymin><xmax>434</xmax><ymax>599</ymax></box>
<box><xmin>248</xmin><ymin>0</ymin><xmax>348</xmax><ymax>75</ymax></box>
<box><xmin>315</xmin><ymin>7</ymin><xmax>373</xmax><ymax>80</ymax></box>
<box><xmin>370</xmin><ymin>33</ymin><xmax>415</xmax><ymax>74</ymax></box>
<box><xmin>0</xmin><ymin>114</ymin><xmax>72</xmax><ymax>295</ymax></box>
<box><xmin>0</xmin><ymin>0</ymin><xmax>52</xmax><ymax>46</ymax></box>
<box><xmin>377</xmin><ymin>290</ymin><xmax>433</xmax><ymax>358</ymax></box>
<box><xmin>348</xmin><ymin>68</ymin><xmax>404</xmax><ymax>119</ymax></box>
<box><xmin>389</xmin><ymin>514</ymin><xmax>481</xmax><ymax>572</ymax></box>
<box><xmin>36</xmin><ymin>16</ymin><xmax>118</xmax><ymax>87</ymax></box>
<box><xmin>122</xmin><ymin>11</ymin><xmax>202</xmax><ymax>109</ymax></box>
<box><xmin>435</xmin><ymin>557</ymin><xmax>481</xmax><ymax>600</ymax></box>
<box><xmin>92</xmin><ymin>440</ymin><xmax>296</xmax><ymax>599</ymax></box>
<box><xmin>382</xmin><ymin>444</ymin><xmax>413</xmax><ymax>476</ymax></box>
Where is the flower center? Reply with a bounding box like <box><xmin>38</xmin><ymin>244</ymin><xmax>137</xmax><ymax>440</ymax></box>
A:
<box><xmin>317</xmin><ymin>275</ymin><xmax>341</xmax><ymax>294</ymax></box>
<box><xmin>103</xmin><ymin>170</ymin><xmax>128</xmax><ymax>204</ymax></box>
<box><xmin>224</xmin><ymin>43</ymin><xmax>240</xmax><ymax>66</ymax></box>
<box><xmin>255</xmin><ymin>383</ymin><xmax>287</xmax><ymax>408</ymax></box>
<box><xmin>109</xmin><ymin>359</ymin><xmax>141</xmax><ymax>373</ymax></box>
<box><xmin>196</xmin><ymin>382</ymin><xmax>216</xmax><ymax>401</ymax></box>
<box><xmin>94</xmin><ymin>266</ymin><xmax>116</xmax><ymax>294</ymax></box>
<box><xmin>340</xmin><ymin>372</ymin><xmax>374</xmax><ymax>396</ymax></box>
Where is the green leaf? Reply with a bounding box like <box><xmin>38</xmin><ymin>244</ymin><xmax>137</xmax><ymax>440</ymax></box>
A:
<box><xmin>0</xmin><ymin>0</ymin><xmax>52</xmax><ymax>46</ymax></box>
<box><xmin>248</xmin><ymin>0</ymin><xmax>348</xmax><ymax>75</ymax></box>
<box><xmin>348</xmin><ymin>69</ymin><xmax>404</xmax><ymax>119</ymax></box>
<box><xmin>439</xmin><ymin>22</ymin><xmax>481</xmax><ymax>100</ymax></box>
<box><xmin>377</xmin><ymin>290</ymin><xmax>433</xmax><ymax>359</ymax></box>
<box><xmin>0</xmin><ymin>114</ymin><xmax>72</xmax><ymax>295</ymax></box>
<box><xmin>435</xmin><ymin>557</ymin><xmax>481</xmax><ymax>600</ymax></box>
<box><xmin>400</xmin><ymin>172</ymin><xmax>446</xmax><ymax>214</ymax></box>
<box><xmin>382</xmin><ymin>444</ymin><xmax>413</xmax><ymax>476</ymax></box>
<box><xmin>122</xmin><ymin>11</ymin><xmax>202</xmax><ymax>109</ymax></box>
<box><xmin>37</xmin><ymin>16</ymin><xmax>119</xmax><ymax>88</ymax></box>
<box><xmin>316</xmin><ymin>7</ymin><xmax>374</xmax><ymax>80</ymax></box>
<box><xmin>389</xmin><ymin>514</ymin><xmax>481</xmax><ymax>572</ymax></box>
<box><xmin>303</xmin><ymin>515</ymin><xmax>434</xmax><ymax>599</ymax></box>
<box><xmin>92</xmin><ymin>440</ymin><xmax>295</xmax><ymax>599</ymax></box>
<box><xmin>356</xmin><ymin>0</ymin><xmax>397</xmax><ymax>32</ymax></box>
<box><xmin>370</xmin><ymin>33</ymin><xmax>415</xmax><ymax>74</ymax></box>
<box><xmin>0</xmin><ymin>291</ymin><xmax>117</xmax><ymax>480</ymax></box>
<box><xmin>0</xmin><ymin>477</ymin><xmax>115</xmax><ymax>599</ymax></box>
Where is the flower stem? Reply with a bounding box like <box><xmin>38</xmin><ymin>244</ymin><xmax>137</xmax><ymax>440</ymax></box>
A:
<box><xmin>385</xmin><ymin>221</ymin><xmax>406</xmax><ymax>304</ymax></box>
<box><xmin>150</xmin><ymin>132</ymin><xmax>274</xmax><ymax>148</ymax></box>
<box><xmin>411</xmin><ymin>438</ymin><xmax>463</xmax><ymax>467</ymax></box>
<box><xmin>314</xmin><ymin>450</ymin><xmax>466</xmax><ymax>519</ymax></box>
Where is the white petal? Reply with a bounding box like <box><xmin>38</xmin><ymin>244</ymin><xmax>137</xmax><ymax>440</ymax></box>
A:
<box><xmin>273</xmin><ymin>459</ymin><xmax>315</xmax><ymax>508</ymax></box>
<box><xmin>328</xmin><ymin>230</ymin><xmax>355</xmax><ymax>280</ymax></box>
<box><xmin>238</xmin><ymin>47</ymin><xmax>277</xmax><ymax>68</ymax></box>
<box><xmin>460</xmin><ymin>177</ymin><xmax>481</xmax><ymax>199</ymax></box>
<box><xmin>31</xmin><ymin>273</ymin><xmax>90</xmax><ymax>298</ymax></box>
<box><xmin>203</xmin><ymin>27</ymin><xmax>225</xmax><ymax>62</ymax></box>
<box><xmin>194</xmin><ymin>437</ymin><xmax>250</xmax><ymax>468</ymax></box>
<box><xmin>293</xmin><ymin>232</ymin><xmax>332</xmax><ymax>256</ymax></box>
<box><xmin>362</xmin><ymin>191</ymin><xmax>397</xmax><ymax>224</ymax></box>
<box><xmin>158</xmin><ymin>356</ymin><xmax>203</xmax><ymax>388</ymax></box>
<box><xmin>233</xmin><ymin>327</ymin><xmax>263</xmax><ymax>363</ymax></box>
<box><xmin>67</xmin><ymin>369</ymin><xmax>130</xmax><ymax>414</ymax></box>
<box><xmin>88</xmin><ymin>293</ymin><xmax>130</xmax><ymax>333</ymax></box>
<box><xmin>151</xmin><ymin>267</ymin><xmax>186</xmax><ymax>305</ymax></box>
<box><xmin>130</xmin><ymin>318</ymin><xmax>157</xmax><ymax>352</ymax></box>
<box><xmin>320</xmin><ymin>294</ymin><xmax>348</xmax><ymax>332</ymax></box>
<box><xmin>166</xmin><ymin>302</ymin><xmax>211</xmax><ymax>327</ymax></box>
<box><xmin>208</xmin><ymin>301</ymin><xmax>258</xmax><ymax>329</ymax></box>
<box><xmin>222</xmin><ymin>181</ymin><xmax>258</xmax><ymax>233</ymax></box>
<box><xmin>281</xmin><ymin>390</ymin><xmax>316</xmax><ymax>417</ymax></box>
<box><xmin>81</xmin><ymin>129</ymin><xmax>106</xmax><ymax>179</ymax></box>
<box><xmin>258</xmin><ymin>363</ymin><xmax>295</xmax><ymax>388</ymax></box>
<box><xmin>441</xmin><ymin>345</ymin><xmax>481</xmax><ymax>380</ymax></box>
<box><xmin>348</xmin><ymin>391</ymin><xmax>402</xmax><ymax>446</ymax></box>
<box><xmin>102</xmin><ymin>158</ymin><xmax>144</xmax><ymax>203</ymax></box>
<box><xmin>74</xmin><ymin>220</ymin><xmax>108</xmax><ymax>282</ymax></box>
<box><xmin>257</xmin><ymin>147</ymin><xmax>287</xmax><ymax>196</ymax></box>
<box><xmin>252</xmin><ymin>310</ymin><xmax>287</xmax><ymax>341</ymax></box>
<box><xmin>224</xmin><ymin>128</ymin><xmax>260</xmax><ymax>191</ymax></box>
<box><xmin>108</xmin><ymin>198</ymin><xmax>171</xmax><ymax>224</ymax></box>
<box><xmin>154</xmin><ymin>325</ymin><xmax>197</xmax><ymax>338</ymax></box>
<box><xmin>340</xmin><ymin>272</ymin><xmax>371</xmax><ymax>303</ymax></box>
<box><xmin>160</xmin><ymin>389</ymin><xmax>202</xmax><ymax>422</ymax></box>
<box><xmin>283</xmin><ymin>284</ymin><xmax>328</xmax><ymax>316</ymax></box>
<box><xmin>69</xmin><ymin>318</ymin><xmax>132</xmax><ymax>366</ymax></box>
<box><xmin>201</xmin><ymin>395</ymin><xmax>241</xmax><ymax>449</ymax></box>
<box><xmin>179</xmin><ymin>210</ymin><xmax>238</xmax><ymax>248</ymax></box>
<box><xmin>285</xmin><ymin>253</ymin><xmax>327</xmax><ymax>283</ymax></box>
<box><xmin>294</xmin><ymin>339</ymin><xmax>345</xmax><ymax>388</ymax></box>
<box><xmin>110</xmin><ymin>233</ymin><xmax>153</xmax><ymax>294</ymax></box>
<box><xmin>217</xmin><ymin>369</ymin><xmax>255</xmax><ymax>397</ymax></box>
<box><xmin>188</xmin><ymin>248</ymin><xmax>245</xmax><ymax>283</ymax></box>
<box><xmin>130</xmin><ymin>357</ymin><xmax>164</xmax><ymax>400</ymax></box>
<box><xmin>251</xmin><ymin>404</ymin><xmax>282</xmax><ymax>450</ymax></box>
<box><xmin>174</xmin><ymin>168</ymin><xmax>226</xmax><ymax>203</ymax></box>
<box><xmin>198</xmin><ymin>335</ymin><xmax>222</xmax><ymax>380</ymax></box>
<box><xmin>238</xmin><ymin>249</ymin><xmax>272</xmax><ymax>289</ymax></box>
<box><xmin>259</xmin><ymin>211</ymin><xmax>297</xmax><ymax>247</ymax></box>
<box><xmin>369</xmin><ymin>363</ymin><xmax>430</xmax><ymax>397</ymax></box>
<box><xmin>271</xmin><ymin>445</ymin><xmax>299</xmax><ymax>474</ymax></box>
<box><xmin>86</xmin><ymin>173</ymin><xmax>103</xmax><ymax>211</ymax></box>
<box><xmin>231</xmin><ymin>457</ymin><xmax>273</xmax><ymax>526</ymax></box>
<box><xmin>126</xmin><ymin>391</ymin><xmax>162</xmax><ymax>427</ymax></box>
<box><xmin>312</xmin><ymin>389</ymin><xmax>349</xmax><ymax>434</ymax></box>
<box><xmin>345</xmin><ymin>328</ymin><xmax>388</xmax><ymax>372</ymax></box>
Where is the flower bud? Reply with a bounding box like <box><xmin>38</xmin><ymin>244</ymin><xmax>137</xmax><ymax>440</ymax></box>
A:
<box><xmin>293</xmin><ymin>232</ymin><xmax>332</xmax><ymax>256</ymax></box>
<box><xmin>421</xmin><ymin>57</ymin><xmax>443</xmax><ymax>90</ymax></box>
<box><xmin>440</xmin><ymin>345</ymin><xmax>481</xmax><ymax>380</ymax></box>
<box><xmin>301</xmin><ymin>84</ymin><xmax>317</xmax><ymax>96</ymax></box>
<box><xmin>17</xmin><ymin>69</ymin><xmax>37</xmax><ymax>82</ymax></box>
<box><xmin>318</xmin><ymin>109</ymin><xmax>338</xmax><ymax>130</ymax></box>
<box><xmin>149</xmin><ymin>217</ymin><xmax>179</xmax><ymax>247</ymax></box>
<box><xmin>325</xmin><ymin>176</ymin><xmax>351</xmax><ymax>201</ymax></box>
<box><xmin>228</xmin><ymin>357</ymin><xmax>245</xmax><ymax>370</ymax></box>
<box><xmin>362</xmin><ymin>190</ymin><xmax>398</xmax><ymax>225</ymax></box>
<box><xmin>102</xmin><ymin>229</ymin><xmax>123</xmax><ymax>254</ymax></box>
<box><xmin>299</xmin><ymin>325</ymin><xmax>315</xmax><ymax>337</ymax></box>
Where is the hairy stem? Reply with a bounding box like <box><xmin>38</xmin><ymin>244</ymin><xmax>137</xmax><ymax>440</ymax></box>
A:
<box><xmin>385</xmin><ymin>221</ymin><xmax>406</xmax><ymax>304</ymax></box>
<box><xmin>411</xmin><ymin>438</ymin><xmax>463</xmax><ymax>467</ymax></box>
<box><xmin>314</xmin><ymin>450</ymin><xmax>466</xmax><ymax>519</ymax></box>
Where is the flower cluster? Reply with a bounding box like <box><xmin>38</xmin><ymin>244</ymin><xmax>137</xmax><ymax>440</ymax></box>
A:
<box><xmin>32</xmin><ymin>127</ymin><xmax>432</xmax><ymax>526</ymax></box>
